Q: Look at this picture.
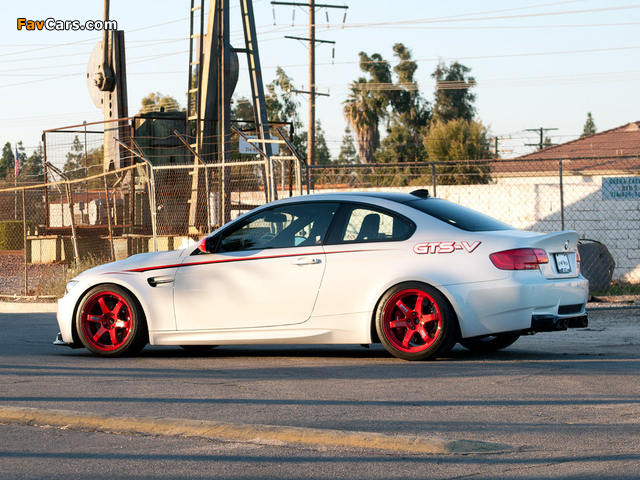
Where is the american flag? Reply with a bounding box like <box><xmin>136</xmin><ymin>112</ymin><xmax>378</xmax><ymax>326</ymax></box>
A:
<box><xmin>14</xmin><ymin>147</ymin><xmax>20</xmax><ymax>177</ymax></box>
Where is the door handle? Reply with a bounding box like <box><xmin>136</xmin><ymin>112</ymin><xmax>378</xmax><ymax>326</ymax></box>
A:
<box><xmin>290</xmin><ymin>257</ymin><xmax>322</xmax><ymax>266</ymax></box>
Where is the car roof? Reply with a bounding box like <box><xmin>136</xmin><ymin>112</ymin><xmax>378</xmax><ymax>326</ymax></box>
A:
<box><xmin>268</xmin><ymin>190</ymin><xmax>516</xmax><ymax>233</ymax></box>
<box><xmin>275</xmin><ymin>190</ymin><xmax>431</xmax><ymax>205</ymax></box>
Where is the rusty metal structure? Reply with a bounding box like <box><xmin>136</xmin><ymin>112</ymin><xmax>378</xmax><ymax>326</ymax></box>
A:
<box><xmin>35</xmin><ymin>0</ymin><xmax>307</xmax><ymax>265</ymax></box>
<box><xmin>186</xmin><ymin>0</ymin><xmax>280</xmax><ymax>231</ymax></box>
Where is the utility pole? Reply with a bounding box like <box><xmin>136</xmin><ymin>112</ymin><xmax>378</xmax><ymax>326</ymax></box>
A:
<box><xmin>271</xmin><ymin>1</ymin><xmax>348</xmax><ymax>165</ymax></box>
<box><xmin>308</xmin><ymin>2</ymin><xmax>315</xmax><ymax>166</ymax></box>
<box><xmin>525</xmin><ymin>127</ymin><xmax>558</xmax><ymax>150</ymax></box>
<box><xmin>492</xmin><ymin>135</ymin><xmax>511</xmax><ymax>158</ymax></box>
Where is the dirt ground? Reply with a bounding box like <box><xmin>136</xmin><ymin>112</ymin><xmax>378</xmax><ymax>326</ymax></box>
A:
<box><xmin>0</xmin><ymin>251</ymin><xmax>66</xmax><ymax>299</ymax></box>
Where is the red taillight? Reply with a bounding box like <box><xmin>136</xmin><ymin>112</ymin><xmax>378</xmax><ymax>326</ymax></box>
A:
<box><xmin>533</xmin><ymin>248</ymin><xmax>549</xmax><ymax>264</ymax></box>
<box><xmin>490</xmin><ymin>248</ymin><xmax>548</xmax><ymax>270</ymax></box>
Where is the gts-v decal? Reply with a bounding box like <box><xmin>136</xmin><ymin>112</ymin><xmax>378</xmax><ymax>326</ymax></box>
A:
<box><xmin>413</xmin><ymin>241</ymin><xmax>481</xmax><ymax>255</ymax></box>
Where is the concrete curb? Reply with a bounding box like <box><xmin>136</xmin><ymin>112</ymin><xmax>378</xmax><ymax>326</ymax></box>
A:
<box><xmin>0</xmin><ymin>405</ymin><xmax>511</xmax><ymax>455</ymax></box>
<box><xmin>0</xmin><ymin>302</ymin><xmax>57</xmax><ymax>313</ymax></box>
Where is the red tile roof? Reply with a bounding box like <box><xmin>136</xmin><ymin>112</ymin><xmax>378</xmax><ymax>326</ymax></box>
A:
<box><xmin>492</xmin><ymin>121</ymin><xmax>640</xmax><ymax>175</ymax></box>
<box><xmin>518</xmin><ymin>121</ymin><xmax>640</xmax><ymax>160</ymax></box>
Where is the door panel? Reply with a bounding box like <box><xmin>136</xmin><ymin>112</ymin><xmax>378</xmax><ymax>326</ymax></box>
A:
<box><xmin>173</xmin><ymin>201</ymin><xmax>339</xmax><ymax>331</ymax></box>
<box><xmin>174</xmin><ymin>246</ymin><xmax>326</xmax><ymax>331</ymax></box>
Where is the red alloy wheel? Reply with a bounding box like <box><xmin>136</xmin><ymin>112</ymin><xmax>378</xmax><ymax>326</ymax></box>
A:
<box><xmin>381</xmin><ymin>288</ymin><xmax>443</xmax><ymax>353</ymax></box>
<box><xmin>80</xmin><ymin>290</ymin><xmax>133</xmax><ymax>352</ymax></box>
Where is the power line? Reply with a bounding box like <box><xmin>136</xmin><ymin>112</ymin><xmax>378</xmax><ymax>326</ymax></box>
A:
<box><xmin>524</xmin><ymin>127</ymin><xmax>559</xmax><ymax>150</ymax></box>
<box><xmin>352</xmin><ymin>22</ymin><xmax>640</xmax><ymax>30</ymax></box>
<box><xmin>340</xmin><ymin>4</ymin><xmax>640</xmax><ymax>29</ymax></box>
<box><xmin>272</xmin><ymin>0</ymin><xmax>348</xmax><ymax>166</ymax></box>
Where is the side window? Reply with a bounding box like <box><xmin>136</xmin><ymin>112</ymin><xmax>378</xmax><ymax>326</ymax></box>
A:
<box><xmin>217</xmin><ymin>202</ymin><xmax>339</xmax><ymax>252</ymax></box>
<box><xmin>330</xmin><ymin>205</ymin><xmax>414</xmax><ymax>244</ymax></box>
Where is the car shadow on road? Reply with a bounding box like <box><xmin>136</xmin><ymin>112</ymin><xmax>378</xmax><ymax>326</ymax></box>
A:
<box><xmin>88</xmin><ymin>342</ymin><xmax>623</xmax><ymax>363</ymax></box>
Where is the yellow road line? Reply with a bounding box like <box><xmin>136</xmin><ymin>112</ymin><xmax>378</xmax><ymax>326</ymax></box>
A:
<box><xmin>0</xmin><ymin>405</ymin><xmax>511</xmax><ymax>455</ymax></box>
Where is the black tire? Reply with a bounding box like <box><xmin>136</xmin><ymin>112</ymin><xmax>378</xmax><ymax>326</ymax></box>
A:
<box><xmin>459</xmin><ymin>334</ymin><xmax>520</xmax><ymax>353</ymax></box>
<box><xmin>375</xmin><ymin>282</ymin><xmax>457</xmax><ymax>361</ymax></box>
<box><xmin>75</xmin><ymin>285</ymin><xmax>148</xmax><ymax>357</ymax></box>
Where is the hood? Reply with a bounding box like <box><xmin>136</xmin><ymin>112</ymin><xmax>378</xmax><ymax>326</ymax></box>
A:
<box><xmin>74</xmin><ymin>248</ymin><xmax>188</xmax><ymax>281</ymax></box>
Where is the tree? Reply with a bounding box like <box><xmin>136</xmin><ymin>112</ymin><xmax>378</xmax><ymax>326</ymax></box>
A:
<box><xmin>139</xmin><ymin>92</ymin><xmax>181</xmax><ymax>113</ymax></box>
<box><xmin>357</xmin><ymin>52</ymin><xmax>393</xmax><ymax>116</ymax></box>
<box><xmin>345</xmin><ymin>45</ymin><xmax>433</xmax><ymax>164</ymax></box>
<box><xmin>63</xmin><ymin>135</ymin><xmax>84</xmax><ymax>179</ymax></box>
<box><xmin>22</xmin><ymin>144</ymin><xmax>44</xmax><ymax>181</ymax></box>
<box><xmin>377</xmin><ymin>44</ymin><xmax>431</xmax><ymax>163</ymax></box>
<box><xmin>337</xmin><ymin>127</ymin><xmax>359</xmax><ymax>164</ymax></box>
<box><xmin>265</xmin><ymin>67</ymin><xmax>306</xmax><ymax>156</ymax></box>
<box><xmin>343</xmin><ymin>52</ymin><xmax>393</xmax><ymax>163</ymax></box>
<box><xmin>423</xmin><ymin>118</ymin><xmax>492</xmax><ymax>184</ymax></box>
<box><xmin>231</xmin><ymin>96</ymin><xmax>254</xmax><ymax>125</ymax></box>
<box><xmin>85</xmin><ymin>145</ymin><xmax>105</xmax><ymax>179</ymax></box>
<box><xmin>388</xmin><ymin>43</ymin><xmax>430</xmax><ymax>129</ymax></box>
<box><xmin>432</xmin><ymin>61</ymin><xmax>476</xmax><ymax>123</ymax></box>
<box><xmin>581</xmin><ymin>112</ymin><xmax>597</xmax><ymax>137</ymax></box>
<box><xmin>0</xmin><ymin>142</ymin><xmax>15</xmax><ymax>179</ymax></box>
<box><xmin>343</xmin><ymin>79</ymin><xmax>381</xmax><ymax>164</ymax></box>
<box><xmin>314</xmin><ymin>120</ymin><xmax>332</xmax><ymax>165</ymax></box>
<box><xmin>265</xmin><ymin>68</ymin><xmax>299</xmax><ymax>123</ymax></box>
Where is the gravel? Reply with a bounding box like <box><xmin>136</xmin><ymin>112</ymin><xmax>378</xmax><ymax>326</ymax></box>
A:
<box><xmin>0</xmin><ymin>252</ymin><xmax>66</xmax><ymax>300</ymax></box>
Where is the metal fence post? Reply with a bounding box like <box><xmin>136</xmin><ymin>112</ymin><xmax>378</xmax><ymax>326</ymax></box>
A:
<box><xmin>103</xmin><ymin>174</ymin><xmax>115</xmax><ymax>261</ymax></box>
<box><xmin>22</xmin><ymin>189</ymin><xmax>27</xmax><ymax>295</ymax></box>
<box><xmin>114</xmin><ymin>138</ymin><xmax>158</xmax><ymax>252</ymax></box>
<box><xmin>46</xmin><ymin>162</ymin><xmax>80</xmax><ymax>265</ymax></box>
<box><xmin>559</xmin><ymin>159</ymin><xmax>565</xmax><ymax>231</ymax></box>
<box><xmin>431</xmin><ymin>163</ymin><xmax>437</xmax><ymax>197</ymax></box>
<box><xmin>145</xmin><ymin>163</ymin><xmax>158</xmax><ymax>252</ymax></box>
<box><xmin>174</xmin><ymin>131</ymin><xmax>212</xmax><ymax>234</ymax></box>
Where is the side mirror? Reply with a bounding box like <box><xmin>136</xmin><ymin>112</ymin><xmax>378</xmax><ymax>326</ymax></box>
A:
<box><xmin>196</xmin><ymin>236</ymin><xmax>217</xmax><ymax>254</ymax></box>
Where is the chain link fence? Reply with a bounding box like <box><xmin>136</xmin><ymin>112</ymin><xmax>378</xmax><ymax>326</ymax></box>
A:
<box><xmin>0</xmin><ymin>118</ymin><xmax>637</xmax><ymax>299</ymax></box>
<box><xmin>307</xmin><ymin>158</ymin><xmax>639</xmax><ymax>294</ymax></box>
<box><xmin>0</xmin><ymin>117</ymin><xmax>304</xmax><ymax>299</ymax></box>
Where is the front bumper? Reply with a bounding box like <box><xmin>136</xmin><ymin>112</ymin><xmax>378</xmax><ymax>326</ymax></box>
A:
<box><xmin>53</xmin><ymin>331</ymin><xmax>81</xmax><ymax>348</ymax></box>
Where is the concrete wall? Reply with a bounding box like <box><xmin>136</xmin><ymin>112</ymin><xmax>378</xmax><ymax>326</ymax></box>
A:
<box><xmin>312</xmin><ymin>174</ymin><xmax>638</xmax><ymax>283</ymax></box>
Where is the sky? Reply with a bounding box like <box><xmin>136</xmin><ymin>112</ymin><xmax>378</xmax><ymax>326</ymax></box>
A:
<box><xmin>2</xmin><ymin>0</ymin><xmax>640</xmax><ymax>160</ymax></box>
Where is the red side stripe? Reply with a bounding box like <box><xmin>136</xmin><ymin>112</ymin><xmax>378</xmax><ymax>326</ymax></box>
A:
<box><xmin>121</xmin><ymin>248</ymin><xmax>383</xmax><ymax>274</ymax></box>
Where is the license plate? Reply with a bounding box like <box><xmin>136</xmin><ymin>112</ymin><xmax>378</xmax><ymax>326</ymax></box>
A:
<box><xmin>555</xmin><ymin>253</ymin><xmax>572</xmax><ymax>274</ymax></box>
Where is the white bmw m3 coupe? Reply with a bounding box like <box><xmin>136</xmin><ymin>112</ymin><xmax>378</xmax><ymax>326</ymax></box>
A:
<box><xmin>56</xmin><ymin>190</ymin><xmax>589</xmax><ymax>361</ymax></box>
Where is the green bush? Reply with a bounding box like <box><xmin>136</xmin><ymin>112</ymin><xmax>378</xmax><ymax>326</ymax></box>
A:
<box><xmin>0</xmin><ymin>221</ymin><xmax>25</xmax><ymax>250</ymax></box>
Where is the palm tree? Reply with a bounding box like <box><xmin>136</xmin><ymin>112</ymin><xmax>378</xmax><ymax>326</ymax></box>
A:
<box><xmin>343</xmin><ymin>79</ymin><xmax>382</xmax><ymax>164</ymax></box>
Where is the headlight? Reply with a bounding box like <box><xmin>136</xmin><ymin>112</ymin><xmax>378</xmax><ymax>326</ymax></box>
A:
<box><xmin>65</xmin><ymin>281</ymin><xmax>79</xmax><ymax>295</ymax></box>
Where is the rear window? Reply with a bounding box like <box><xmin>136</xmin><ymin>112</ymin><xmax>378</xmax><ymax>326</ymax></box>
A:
<box><xmin>407</xmin><ymin>198</ymin><xmax>515</xmax><ymax>232</ymax></box>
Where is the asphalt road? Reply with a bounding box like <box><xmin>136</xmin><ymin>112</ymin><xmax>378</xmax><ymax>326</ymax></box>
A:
<box><xmin>0</xmin><ymin>307</ymin><xmax>639</xmax><ymax>479</ymax></box>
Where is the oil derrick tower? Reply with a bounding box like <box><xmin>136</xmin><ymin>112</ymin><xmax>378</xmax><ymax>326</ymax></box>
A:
<box><xmin>86</xmin><ymin>1</ymin><xmax>128</xmax><ymax>172</ymax></box>
<box><xmin>187</xmin><ymin>0</ymin><xmax>276</xmax><ymax>233</ymax></box>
